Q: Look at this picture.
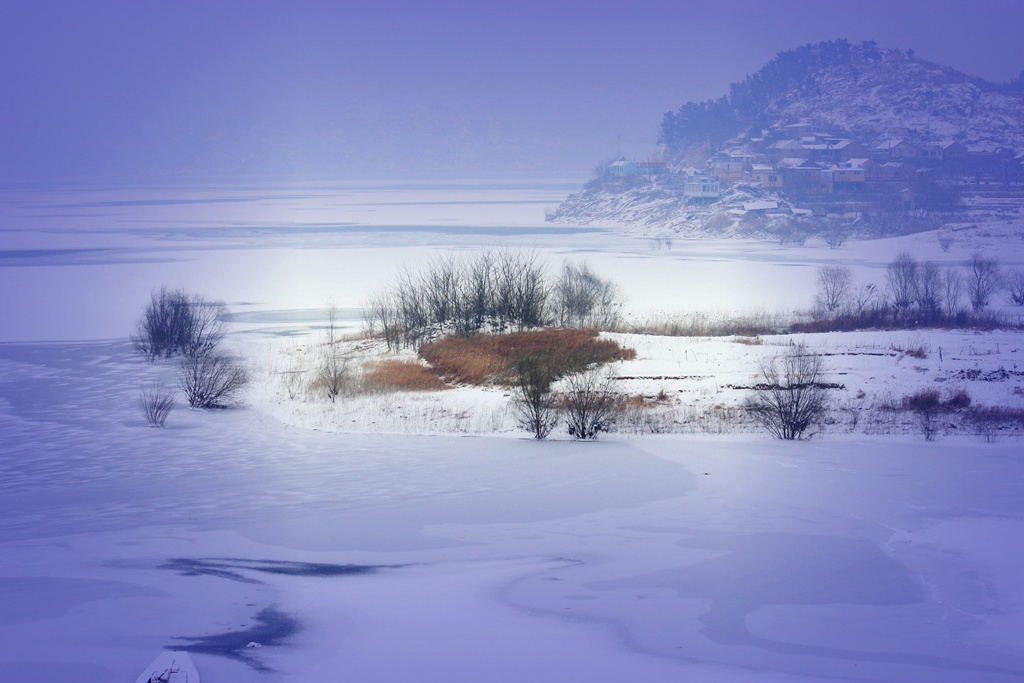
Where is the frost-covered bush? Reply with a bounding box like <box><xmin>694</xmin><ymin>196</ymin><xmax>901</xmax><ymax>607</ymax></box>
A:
<box><xmin>132</xmin><ymin>287</ymin><xmax>226</xmax><ymax>361</ymax></box>
<box><xmin>745</xmin><ymin>343</ymin><xmax>830</xmax><ymax>440</ymax></box>
<box><xmin>178</xmin><ymin>354</ymin><xmax>249</xmax><ymax>409</ymax></box>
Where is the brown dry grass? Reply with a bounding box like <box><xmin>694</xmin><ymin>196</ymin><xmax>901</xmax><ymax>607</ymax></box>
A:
<box><xmin>363</xmin><ymin>359</ymin><xmax>450</xmax><ymax>392</ymax></box>
<box><xmin>419</xmin><ymin>328</ymin><xmax>636</xmax><ymax>385</ymax></box>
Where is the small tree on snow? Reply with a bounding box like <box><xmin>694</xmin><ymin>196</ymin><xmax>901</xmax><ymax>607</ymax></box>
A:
<box><xmin>966</xmin><ymin>251</ymin><xmax>1001</xmax><ymax>312</ymax></box>
<box><xmin>511</xmin><ymin>354</ymin><xmax>560</xmax><ymax>440</ymax></box>
<box><xmin>815</xmin><ymin>265</ymin><xmax>852</xmax><ymax>315</ymax></box>
<box><xmin>746</xmin><ymin>343</ymin><xmax>830</xmax><ymax>440</ymax></box>
<box><xmin>561</xmin><ymin>368</ymin><xmax>618</xmax><ymax>439</ymax></box>
<box><xmin>317</xmin><ymin>303</ymin><xmax>350</xmax><ymax>402</ymax></box>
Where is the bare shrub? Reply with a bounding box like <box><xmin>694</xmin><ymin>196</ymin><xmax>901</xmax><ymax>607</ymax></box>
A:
<box><xmin>139</xmin><ymin>383</ymin><xmax>175</xmax><ymax>427</ymax></box>
<box><xmin>965</xmin><ymin>405</ymin><xmax>1024</xmax><ymax>442</ymax></box>
<box><xmin>132</xmin><ymin>287</ymin><xmax>226</xmax><ymax>361</ymax></box>
<box><xmin>937</xmin><ymin>232</ymin><xmax>954</xmax><ymax>252</ymax></box>
<box><xmin>1007</xmin><ymin>270</ymin><xmax>1024</xmax><ymax>306</ymax></box>
<box><xmin>815</xmin><ymin>265</ymin><xmax>852</xmax><ymax>315</ymax></box>
<box><xmin>178</xmin><ymin>354</ymin><xmax>249</xmax><ymax>409</ymax></box>
<box><xmin>901</xmin><ymin>389</ymin><xmax>942</xmax><ymax>441</ymax></box>
<box><xmin>823</xmin><ymin>221</ymin><xmax>849</xmax><ymax>249</ymax></box>
<box><xmin>966</xmin><ymin>251</ymin><xmax>1001</xmax><ymax>312</ymax></box>
<box><xmin>316</xmin><ymin>350</ymin><xmax>351</xmax><ymax>402</ymax></box>
<box><xmin>891</xmin><ymin>339</ymin><xmax>929</xmax><ymax>359</ymax></box>
<box><xmin>511</xmin><ymin>354</ymin><xmax>560</xmax><ymax>439</ymax></box>
<box><xmin>552</xmin><ymin>260</ymin><xmax>623</xmax><ymax>330</ymax></box>
<box><xmin>316</xmin><ymin>304</ymin><xmax>351</xmax><ymax>402</ymax></box>
<box><xmin>745</xmin><ymin>343</ymin><xmax>830</xmax><ymax>440</ymax></box>
<box><xmin>560</xmin><ymin>369</ymin><xmax>618</xmax><ymax>439</ymax></box>
<box><xmin>944</xmin><ymin>388</ymin><xmax>972</xmax><ymax>410</ymax></box>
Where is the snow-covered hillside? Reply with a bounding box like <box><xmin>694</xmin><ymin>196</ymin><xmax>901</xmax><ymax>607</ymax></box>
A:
<box><xmin>771</xmin><ymin>47</ymin><xmax>1024</xmax><ymax>153</ymax></box>
<box><xmin>553</xmin><ymin>42</ymin><xmax>1024</xmax><ymax>236</ymax></box>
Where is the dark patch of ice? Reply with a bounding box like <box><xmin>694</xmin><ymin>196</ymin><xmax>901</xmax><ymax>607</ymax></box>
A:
<box><xmin>159</xmin><ymin>557</ymin><xmax>392</xmax><ymax>584</ymax></box>
<box><xmin>173</xmin><ymin>606</ymin><xmax>299</xmax><ymax>672</ymax></box>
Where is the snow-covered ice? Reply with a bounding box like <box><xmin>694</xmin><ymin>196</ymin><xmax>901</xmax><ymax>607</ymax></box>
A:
<box><xmin>0</xmin><ymin>182</ymin><xmax>1022</xmax><ymax>682</ymax></box>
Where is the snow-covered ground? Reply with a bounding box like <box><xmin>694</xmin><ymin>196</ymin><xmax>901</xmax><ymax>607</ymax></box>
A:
<box><xmin>1</xmin><ymin>182</ymin><xmax>1023</xmax><ymax>682</ymax></box>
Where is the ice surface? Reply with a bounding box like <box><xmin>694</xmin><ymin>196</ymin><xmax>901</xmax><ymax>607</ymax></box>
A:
<box><xmin>0</xmin><ymin>182</ymin><xmax>1022</xmax><ymax>681</ymax></box>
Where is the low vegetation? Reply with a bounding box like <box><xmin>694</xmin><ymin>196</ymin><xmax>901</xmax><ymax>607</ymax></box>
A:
<box><xmin>418</xmin><ymin>328</ymin><xmax>635</xmax><ymax>386</ymax></box>
<box><xmin>131</xmin><ymin>287</ymin><xmax>248</xmax><ymax>420</ymax></box>
<box><xmin>363</xmin><ymin>359</ymin><xmax>449</xmax><ymax>392</ymax></box>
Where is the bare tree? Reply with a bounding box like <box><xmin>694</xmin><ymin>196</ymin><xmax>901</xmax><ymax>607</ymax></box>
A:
<box><xmin>942</xmin><ymin>267</ymin><xmax>964</xmax><ymax>318</ymax></box>
<box><xmin>822</xmin><ymin>221</ymin><xmax>849</xmax><ymax>249</ymax></box>
<box><xmin>139</xmin><ymin>382</ymin><xmax>175</xmax><ymax>427</ymax></box>
<box><xmin>178</xmin><ymin>354</ymin><xmax>249</xmax><ymax>409</ymax></box>
<box><xmin>886</xmin><ymin>252</ymin><xmax>919</xmax><ymax>321</ymax></box>
<box><xmin>916</xmin><ymin>261</ymin><xmax>942</xmax><ymax>322</ymax></box>
<box><xmin>560</xmin><ymin>368</ymin><xmax>618</xmax><ymax>439</ymax></box>
<box><xmin>552</xmin><ymin>261</ymin><xmax>622</xmax><ymax>330</ymax></box>
<box><xmin>132</xmin><ymin>287</ymin><xmax>226</xmax><ymax>361</ymax></box>
<box><xmin>366</xmin><ymin>248</ymin><xmax>553</xmax><ymax>347</ymax></box>
<box><xmin>511</xmin><ymin>355</ymin><xmax>560</xmax><ymax>440</ymax></box>
<box><xmin>1006</xmin><ymin>269</ymin><xmax>1024</xmax><ymax>306</ymax></box>
<box><xmin>965</xmin><ymin>251</ymin><xmax>1001</xmax><ymax>312</ymax></box>
<box><xmin>815</xmin><ymin>265</ymin><xmax>852</xmax><ymax>315</ymax></box>
<box><xmin>745</xmin><ymin>343</ymin><xmax>830</xmax><ymax>440</ymax></box>
<box><xmin>850</xmin><ymin>282</ymin><xmax>880</xmax><ymax>318</ymax></box>
<box><xmin>317</xmin><ymin>303</ymin><xmax>351</xmax><ymax>402</ymax></box>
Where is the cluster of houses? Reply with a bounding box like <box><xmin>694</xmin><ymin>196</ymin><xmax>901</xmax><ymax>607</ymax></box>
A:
<box><xmin>608</xmin><ymin>121</ymin><xmax>1012</xmax><ymax>205</ymax></box>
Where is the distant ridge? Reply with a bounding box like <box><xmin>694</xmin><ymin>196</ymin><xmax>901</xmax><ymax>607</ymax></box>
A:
<box><xmin>552</xmin><ymin>40</ymin><xmax>1024</xmax><ymax>238</ymax></box>
<box><xmin>660</xmin><ymin>39</ymin><xmax>1024</xmax><ymax>164</ymax></box>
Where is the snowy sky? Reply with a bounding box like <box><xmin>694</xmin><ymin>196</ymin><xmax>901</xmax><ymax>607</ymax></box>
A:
<box><xmin>2</xmin><ymin>0</ymin><xmax>1022</xmax><ymax>183</ymax></box>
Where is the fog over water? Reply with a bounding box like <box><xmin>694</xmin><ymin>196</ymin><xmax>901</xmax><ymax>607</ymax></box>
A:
<box><xmin>2</xmin><ymin>1</ymin><xmax>1022</xmax><ymax>184</ymax></box>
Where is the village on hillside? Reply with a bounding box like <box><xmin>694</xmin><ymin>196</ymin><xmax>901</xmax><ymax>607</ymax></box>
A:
<box><xmin>583</xmin><ymin>120</ymin><xmax>1024</xmax><ymax>239</ymax></box>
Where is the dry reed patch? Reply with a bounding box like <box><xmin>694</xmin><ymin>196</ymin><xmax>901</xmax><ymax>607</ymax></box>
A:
<box><xmin>419</xmin><ymin>328</ymin><xmax>636</xmax><ymax>385</ymax></box>
<box><xmin>363</xmin><ymin>359</ymin><xmax>450</xmax><ymax>392</ymax></box>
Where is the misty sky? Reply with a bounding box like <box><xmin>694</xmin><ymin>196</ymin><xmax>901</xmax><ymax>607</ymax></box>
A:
<box><xmin>2</xmin><ymin>0</ymin><xmax>1022</xmax><ymax>184</ymax></box>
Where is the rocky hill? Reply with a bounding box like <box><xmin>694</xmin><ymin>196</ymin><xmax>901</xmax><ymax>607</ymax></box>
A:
<box><xmin>553</xmin><ymin>40</ymin><xmax>1024</xmax><ymax>238</ymax></box>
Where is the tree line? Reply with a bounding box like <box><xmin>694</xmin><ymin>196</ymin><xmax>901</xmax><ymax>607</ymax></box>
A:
<box><xmin>364</xmin><ymin>249</ymin><xmax>623</xmax><ymax>350</ymax></box>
